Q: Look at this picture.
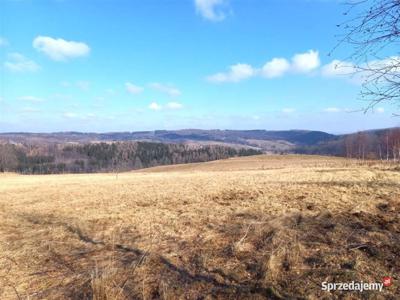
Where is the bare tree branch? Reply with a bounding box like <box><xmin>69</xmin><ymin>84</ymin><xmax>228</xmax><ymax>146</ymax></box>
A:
<box><xmin>337</xmin><ymin>0</ymin><xmax>400</xmax><ymax>112</ymax></box>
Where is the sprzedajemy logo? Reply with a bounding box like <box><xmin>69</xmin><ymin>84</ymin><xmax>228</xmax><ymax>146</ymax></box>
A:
<box><xmin>322</xmin><ymin>277</ymin><xmax>393</xmax><ymax>292</ymax></box>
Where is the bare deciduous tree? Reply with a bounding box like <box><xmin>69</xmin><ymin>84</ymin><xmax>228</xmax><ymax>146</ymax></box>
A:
<box><xmin>0</xmin><ymin>144</ymin><xmax>18</xmax><ymax>172</ymax></box>
<box><xmin>337</xmin><ymin>0</ymin><xmax>400</xmax><ymax>112</ymax></box>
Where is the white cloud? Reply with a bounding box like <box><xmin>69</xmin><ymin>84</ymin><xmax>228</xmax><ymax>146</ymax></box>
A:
<box><xmin>149</xmin><ymin>102</ymin><xmax>162</xmax><ymax>111</ymax></box>
<box><xmin>126</xmin><ymin>82</ymin><xmax>144</xmax><ymax>95</ymax></box>
<box><xmin>149</xmin><ymin>83</ymin><xmax>181</xmax><ymax>97</ymax></box>
<box><xmin>321</xmin><ymin>57</ymin><xmax>400</xmax><ymax>86</ymax></box>
<box><xmin>261</xmin><ymin>58</ymin><xmax>290</xmax><ymax>78</ymax></box>
<box><xmin>321</xmin><ymin>59</ymin><xmax>355</xmax><ymax>77</ymax></box>
<box><xmin>18</xmin><ymin>96</ymin><xmax>44</xmax><ymax>103</ymax></box>
<box><xmin>323</xmin><ymin>107</ymin><xmax>341</xmax><ymax>113</ymax></box>
<box><xmin>194</xmin><ymin>0</ymin><xmax>230</xmax><ymax>21</ymax></box>
<box><xmin>207</xmin><ymin>63</ymin><xmax>255</xmax><ymax>83</ymax></box>
<box><xmin>366</xmin><ymin>56</ymin><xmax>400</xmax><ymax>70</ymax></box>
<box><xmin>33</xmin><ymin>36</ymin><xmax>90</xmax><ymax>61</ymax></box>
<box><xmin>4</xmin><ymin>53</ymin><xmax>40</xmax><ymax>73</ymax></box>
<box><xmin>207</xmin><ymin>50</ymin><xmax>320</xmax><ymax>83</ymax></box>
<box><xmin>63</xmin><ymin>112</ymin><xmax>78</xmax><ymax>118</ymax></box>
<box><xmin>0</xmin><ymin>37</ymin><xmax>9</xmax><ymax>47</ymax></box>
<box><xmin>282</xmin><ymin>108</ymin><xmax>296</xmax><ymax>114</ymax></box>
<box><xmin>166</xmin><ymin>102</ymin><xmax>183</xmax><ymax>110</ymax></box>
<box><xmin>148</xmin><ymin>102</ymin><xmax>183</xmax><ymax>111</ymax></box>
<box><xmin>375</xmin><ymin>107</ymin><xmax>385</xmax><ymax>113</ymax></box>
<box><xmin>359</xmin><ymin>56</ymin><xmax>400</xmax><ymax>84</ymax></box>
<box><xmin>291</xmin><ymin>50</ymin><xmax>320</xmax><ymax>73</ymax></box>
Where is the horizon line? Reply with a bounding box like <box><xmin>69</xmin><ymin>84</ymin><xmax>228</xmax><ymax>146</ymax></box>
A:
<box><xmin>1</xmin><ymin>126</ymin><xmax>399</xmax><ymax>136</ymax></box>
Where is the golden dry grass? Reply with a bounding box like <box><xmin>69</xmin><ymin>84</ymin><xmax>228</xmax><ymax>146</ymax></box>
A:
<box><xmin>0</xmin><ymin>155</ymin><xmax>399</xmax><ymax>299</ymax></box>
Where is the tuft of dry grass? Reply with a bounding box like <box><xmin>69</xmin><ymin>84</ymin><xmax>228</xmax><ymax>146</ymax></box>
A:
<box><xmin>0</xmin><ymin>155</ymin><xmax>399</xmax><ymax>299</ymax></box>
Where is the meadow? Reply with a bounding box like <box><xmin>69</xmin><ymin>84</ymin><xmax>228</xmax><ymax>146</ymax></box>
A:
<box><xmin>0</xmin><ymin>155</ymin><xmax>399</xmax><ymax>299</ymax></box>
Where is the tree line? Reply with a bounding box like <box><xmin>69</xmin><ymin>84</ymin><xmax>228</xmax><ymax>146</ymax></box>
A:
<box><xmin>344</xmin><ymin>128</ymin><xmax>400</xmax><ymax>161</ymax></box>
<box><xmin>0</xmin><ymin>141</ymin><xmax>261</xmax><ymax>174</ymax></box>
<box><xmin>296</xmin><ymin>128</ymin><xmax>400</xmax><ymax>161</ymax></box>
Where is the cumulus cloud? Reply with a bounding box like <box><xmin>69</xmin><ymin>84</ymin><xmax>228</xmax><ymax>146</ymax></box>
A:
<box><xmin>0</xmin><ymin>37</ymin><xmax>9</xmax><ymax>47</ymax></box>
<box><xmin>126</xmin><ymin>82</ymin><xmax>144</xmax><ymax>95</ymax></box>
<box><xmin>358</xmin><ymin>56</ymin><xmax>400</xmax><ymax>84</ymax></box>
<box><xmin>207</xmin><ymin>63</ymin><xmax>255</xmax><ymax>83</ymax></box>
<box><xmin>261</xmin><ymin>58</ymin><xmax>290</xmax><ymax>78</ymax></box>
<box><xmin>321</xmin><ymin>59</ymin><xmax>355</xmax><ymax>77</ymax></box>
<box><xmin>33</xmin><ymin>36</ymin><xmax>90</xmax><ymax>61</ymax></box>
<box><xmin>149</xmin><ymin>83</ymin><xmax>181</xmax><ymax>97</ymax></box>
<box><xmin>18</xmin><ymin>96</ymin><xmax>44</xmax><ymax>103</ymax></box>
<box><xmin>323</xmin><ymin>107</ymin><xmax>341</xmax><ymax>113</ymax></box>
<box><xmin>291</xmin><ymin>50</ymin><xmax>320</xmax><ymax>73</ymax></box>
<box><xmin>146</xmin><ymin>101</ymin><xmax>183</xmax><ymax>111</ymax></box>
<box><xmin>4</xmin><ymin>53</ymin><xmax>40</xmax><ymax>73</ymax></box>
<box><xmin>319</xmin><ymin>57</ymin><xmax>400</xmax><ymax>87</ymax></box>
<box><xmin>207</xmin><ymin>50</ymin><xmax>320</xmax><ymax>83</ymax></box>
<box><xmin>166</xmin><ymin>102</ymin><xmax>183</xmax><ymax>110</ymax></box>
<box><xmin>194</xmin><ymin>0</ymin><xmax>230</xmax><ymax>21</ymax></box>
<box><xmin>149</xmin><ymin>102</ymin><xmax>162</xmax><ymax>111</ymax></box>
<box><xmin>206</xmin><ymin>50</ymin><xmax>398</xmax><ymax>86</ymax></box>
<box><xmin>365</xmin><ymin>56</ymin><xmax>400</xmax><ymax>71</ymax></box>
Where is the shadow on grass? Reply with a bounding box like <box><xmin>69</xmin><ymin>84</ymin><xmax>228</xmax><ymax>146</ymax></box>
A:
<box><xmin>4</xmin><ymin>197</ymin><xmax>400</xmax><ymax>299</ymax></box>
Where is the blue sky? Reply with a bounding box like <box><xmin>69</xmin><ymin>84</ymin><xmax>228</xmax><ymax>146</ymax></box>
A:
<box><xmin>0</xmin><ymin>0</ymin><xmax>399</xmax><ymax>133</ymax></box>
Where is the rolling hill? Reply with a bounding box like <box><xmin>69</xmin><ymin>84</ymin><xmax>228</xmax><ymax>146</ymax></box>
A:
<box><xmin>0</xmin><ymin>129</ymin><xmax>336</xmax><ymax>152</ymax></box>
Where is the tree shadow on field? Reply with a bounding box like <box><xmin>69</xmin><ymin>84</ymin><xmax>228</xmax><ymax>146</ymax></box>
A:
<box><xmin>3</xmin><ymin>197</ymin><xmax>400</xmax><ymax>299</ymax></box>
<box><xmin>7</xmin><ymin>212</ymin><xmax>292</xmax><ymax>299</ymax></box>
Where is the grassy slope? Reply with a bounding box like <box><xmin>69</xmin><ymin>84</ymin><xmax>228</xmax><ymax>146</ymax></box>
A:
<box><xmin>0</xmin><ymin>155</ymin><xmax>399</xmax><ymax>299</ymax></box>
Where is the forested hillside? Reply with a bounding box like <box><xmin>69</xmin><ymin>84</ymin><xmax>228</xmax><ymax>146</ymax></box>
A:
<box><xmin>0</xmin><ymin>129</ymin><xmax>335</xmax><ymax>152</ymax></box>
<box><xmin>1</xmin><ymin>128</ymin><xmax>399</xmax><ymax>174</ymax></box>
<box><xmin>296</xmin><ymin>127</ymin><xmax>400</xmax><ymax>160</ymax></box>
<box><xmin>0</xmin><ymin>141</ymin><xmax>261</xmax><ymax>174</ymax></box>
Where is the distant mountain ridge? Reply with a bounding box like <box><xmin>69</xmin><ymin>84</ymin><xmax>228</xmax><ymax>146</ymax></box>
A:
<box><xmin>1</xmin><ymin>128</ymin><xmax>400</xmax><ymax>173</ymax></box>
<box><xmin>0</xmin><ymin>129</ymin><xmax>337</xmax><ymax>152</ymax></box>
<box><xmin>2</xmin><ymin>128</ymin><xmax>399</xmax><ymax>157</ymax></box>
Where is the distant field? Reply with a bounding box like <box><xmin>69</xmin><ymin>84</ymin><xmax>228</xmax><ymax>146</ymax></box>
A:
<box><xmin>0</xmin><ymin>155</ymin><xmax>399</xmax><ymax>299</ymax></box>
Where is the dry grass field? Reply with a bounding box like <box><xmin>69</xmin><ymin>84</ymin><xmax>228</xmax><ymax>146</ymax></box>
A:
<box><xmin>0</xmin><ymin>155</ymin><xmax>399</xmax><ymax>299</ymax></box>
